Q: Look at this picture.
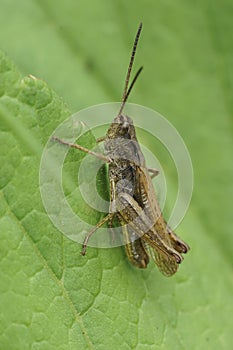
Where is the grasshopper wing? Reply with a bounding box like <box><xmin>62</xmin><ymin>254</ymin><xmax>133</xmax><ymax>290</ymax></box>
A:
<box><xmin>144</xmin><ymin>242</ymin><xmax>179</xmax><ymax>276</ymax></box>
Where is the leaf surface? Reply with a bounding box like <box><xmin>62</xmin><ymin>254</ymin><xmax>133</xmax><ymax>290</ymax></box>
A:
<box><xmin>0</xmin><ymin>1</ymin><xmax>233</xmax><ymax>349</ymax></box>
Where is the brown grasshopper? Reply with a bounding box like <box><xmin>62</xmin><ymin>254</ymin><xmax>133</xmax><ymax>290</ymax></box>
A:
<box><xmin>53</xmin><ymin>23</ymin><xmax>189</xmax><ymax>276</ymax></box>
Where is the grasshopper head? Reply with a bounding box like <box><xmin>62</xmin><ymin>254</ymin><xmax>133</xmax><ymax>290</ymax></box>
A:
<box><xmin>106</xmin><ymin>114</ymin><xmax>137</xmax><ymax>141</ymax></box>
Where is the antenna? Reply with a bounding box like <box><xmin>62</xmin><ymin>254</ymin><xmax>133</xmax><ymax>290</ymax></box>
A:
<box><xmin>118</xmin><ymin>22</ymin><xmax>143</xmax><ymax>116</ymax></box>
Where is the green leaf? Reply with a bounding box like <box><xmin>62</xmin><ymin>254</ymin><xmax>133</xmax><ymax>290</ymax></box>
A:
<box><xmin>0</xmin><ymin>1</ymin><xmax>233</xmax><ymax>350</ymax></box>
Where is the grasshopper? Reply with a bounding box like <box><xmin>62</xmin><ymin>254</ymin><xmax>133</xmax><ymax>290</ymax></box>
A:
<box><xmin>53</xmin><ymin>23</ymin><xmax>189</xmax><ymax>276</ymax></box>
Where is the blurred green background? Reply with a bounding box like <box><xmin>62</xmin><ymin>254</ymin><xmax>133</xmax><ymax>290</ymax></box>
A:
<box><xmin>0</xmin><ymin>0</ymin><xmax>232</xmax><ymax>349</ymax></box>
